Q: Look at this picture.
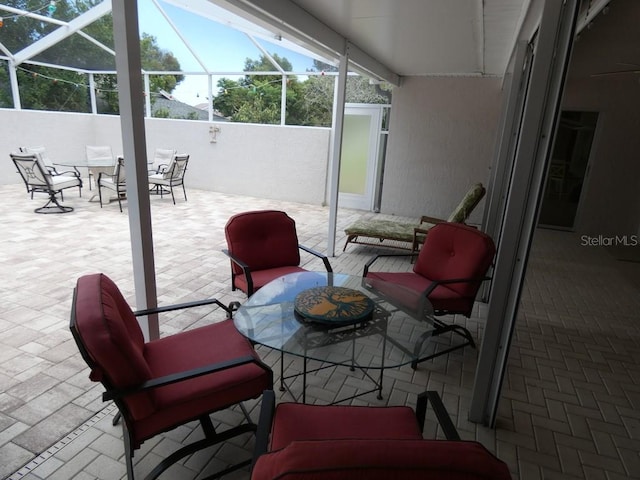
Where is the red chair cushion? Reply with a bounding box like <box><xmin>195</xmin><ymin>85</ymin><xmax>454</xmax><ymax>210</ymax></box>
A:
<box><xmin>225</xmin><ymin>210</ymin><xmax>301</xmax><ymax>275</ymax></box>
<box><xmin>233</xmin><ymin>266</ymin><xmax>308</xmax><ymax>294</ymax></box>
<box><xmin>270</xmin><ymin>403</ymin><xmax>422</xmax><ymax>450</ymax></box>
<box><xmin>365</xmin><ymin>271</ymin><xmax>474</xmax><ymax>314</ymax></box>
<box><xmin>252</xmin><ymin>439</ymin><xmax>512</xmax><ymax>480</ymax></box>
<box><xmin>413</xmin><ymin>223</ymin><xmax>495</xmax><ymax>299</ymax></box>
<box><xmin>135</xmin><ymin>319</ymin><xmax>272</xmax><ymax>444</ymax></box>
<box><xmin>73</xmin><ymin>273</ymin><xmax>272</xmax><ymax>448</ymax></box>
<box><xmin>74</xmin><ymin>274</ymin><xmax>153</xmax><ymax>419</ymax></box>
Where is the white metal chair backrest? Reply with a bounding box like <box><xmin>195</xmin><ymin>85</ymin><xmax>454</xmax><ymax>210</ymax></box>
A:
<box><xmin>163</xmin><ymin>154</ymin><xmax>189</xmax><ymax>181</ymax></box>
<box><xmin>114</xmin><ymin>156</ymin><xmax>126</xmax><ymax>184</ymax></box>
<box><xmin>11</xmin><ymin>152</ymin><xmax>50</xmax><ymax>187</ymax></box>
<box><xmin>152</xmin><ymin>148</ymin><xmax>176</xmax><ymax>173</ymax></box>
<box><xmin>86</xmin><ymin>145</ymin><xmax>114</xmax><ymax>167</ymax></box>
<box><xmin>20</xmin><ymin>146</ymin><xmax>55</xmax><ymax>170</ymax></box>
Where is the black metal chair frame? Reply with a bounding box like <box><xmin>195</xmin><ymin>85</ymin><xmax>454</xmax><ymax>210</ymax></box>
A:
<box><xmin>148</xmin><ymin>154</ymin><xmax>189</xmax><ymax>204</ymax></box>
<box><xmin>251</xmin><ymin>389</ymin><xmax>460</xmax><ymax>469</ymax></box>
<box><xmin>222</xmin><ymin>244</ymin><xmax>333</xmax><ymax>297</ymax></box>
<box><xmin>363</xmin><ymin>252</ymin><xmax>491</xmax><ymax>369</ymax></box>
<box><xmin>70</xmin><ymin>294</ymin><xmax>273</xmax><ymax>480</ymax></box>
<box><xmin>11</xmin><ymin>152</ymin><xmax>82</xmax><ymax>214</ymax></box>
<box><xmin>98</xmin><ymin>157</ymin><xmax>126</xmax><ymax>212</ymax></box>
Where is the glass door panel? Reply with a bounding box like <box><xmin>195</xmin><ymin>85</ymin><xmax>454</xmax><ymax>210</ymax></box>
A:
<box><xmin>539</xmin><ymin>111</ymin><xmax>598</xmax><ymax>229</ymax></box>
<box><xmin>338</xmin><ymin>105</ymin><xmax>382</xmax><ymax>210</ymax></box>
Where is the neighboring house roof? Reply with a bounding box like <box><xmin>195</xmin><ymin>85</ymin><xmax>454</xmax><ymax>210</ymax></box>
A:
<box><xmin>151</xmin><ymin>97</ymin><xmax>228</xmax><ymax>122</ymax></box>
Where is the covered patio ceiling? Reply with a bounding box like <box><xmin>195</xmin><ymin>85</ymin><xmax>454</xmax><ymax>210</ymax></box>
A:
<box><xmin>206</xmin><ymin>0</ymin><xmax>616</xmax><ymax>84</ymax></box>
<box><xmin>0</xmin><ymin>0</ymin><xmax>617</xmax><ymax>87</ymax></box>
<box><xmin>211</xmin><ymin>0</ymin><xmax>530</xmax><ymax>80</ymax></box>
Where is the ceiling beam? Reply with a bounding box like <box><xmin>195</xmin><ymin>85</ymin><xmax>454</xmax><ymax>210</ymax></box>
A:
<box><xmin>576</xmin><ymin>0</ymin><xmax>611</xmax><ymax>33</ymax></box>
<box><xmin>13</xmin><ymin>0</ymin><xmax>112</xmax><ymax>66</ymax></box>
<box><xmin>211</xmin><ymin>0</ymin><xmax>401</xmax><ymax>85</ymax></box>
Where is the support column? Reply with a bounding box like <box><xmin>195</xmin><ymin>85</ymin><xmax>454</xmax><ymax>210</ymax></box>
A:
<box><xmin>327</xmin><ymin>50</ymin><xmax>349</xmax><ymax>256</ymax></box>
<box><xmin>470</xmin><ymin>0</ymin><xmax>579</xmax><ymax>426</ymax></box>
<box><xmin>112</xmin><ymin>0</ymin><xmax>159</xmax><ymax>340</ymax></box>
<box><xmin>144</xmin><ymin>73</ymin><xmax>151</xmax><ymax>118</ymax></box>
<box><xmin>280</xmin><ymin>75</ymin><xmax>287</xmax><ymax>125</ymax></box>
<box><xmin>208</xmin><ymin>74</ymin><xmax>214</xmax><ymax>122</ymax></box>
<box><xmin>9</xmin><ymin>61</ymin><xmax>21</xmax><ymax>110</ymax></box>
<box><xmin>89</xmin><ymin>73</ymin><xmax>97</xmax><ymax>114</ymax></box>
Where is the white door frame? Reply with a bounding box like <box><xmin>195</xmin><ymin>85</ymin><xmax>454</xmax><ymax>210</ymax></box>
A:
<box><xmin>470</xmin><ymin>0</ymin><xmax>580</xmax><ymax>427</ymax></box>
<box><xmin>337</xmin><ymin>104</ymin><xmax>383</xmax><ymax>211</ymax></box>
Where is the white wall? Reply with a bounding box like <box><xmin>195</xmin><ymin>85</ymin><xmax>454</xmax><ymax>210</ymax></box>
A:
<box><xmin>1</xmin><ymin>110</ymin><xmax>331</xmax><ymax>205</ymax></box>
<box><xmin>1</xmin><ymin>110</ymin><xmax>118</xmax><ymax>178</ymax></box>
<box><xmin>560</xmin><ymin>1</ymin><xmax>640</xmax><ymax>237</ymax></box>
<box><xmin>144</xmin><ymin>119</ymin><xmax>330</xmax><ymax>205</ymax></box>
<box><xmin>381</xmin><ymin>76</ymin><xmax>503</xmax><ymax>223</ymax></box>
<box><xmin>561</xmin><ymin>78</ymin><xmax>640</xmax><ymax>237</ymax></box>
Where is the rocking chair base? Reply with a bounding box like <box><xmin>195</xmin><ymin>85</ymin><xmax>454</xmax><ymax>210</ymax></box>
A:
<box><xmin>35</xmin><ymin>196</ymin><xmax>74</xmax><ymax>214</ymax></box>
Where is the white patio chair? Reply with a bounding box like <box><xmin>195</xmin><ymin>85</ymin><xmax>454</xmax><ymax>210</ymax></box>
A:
<box><xmin>86</xmin><ymin>145</ymin><xmax>115</xmax><ymax>190</ymax></box>
<box><xmin>19</xmin><ymin>146</ymin><xmax>83</xmax><ymax>179</ymax></box>
<box><xmin>98</xmin><ymin>156</ymin><xmax>126</xmax><ymax>212</ymax></box>
<box><xmin>149</xmin><ymin>148</ymin><xmax>176</xmax><ymax>174</ymax></box>
<box><xmin>148</xmin><ymin>154</ymin><xmax>189</xmax><ymax>204</ymax></box>
<box><xmin>11</xmin><ymin>152</ymin><xmax>82</xmax><ymax>213</ymax></box>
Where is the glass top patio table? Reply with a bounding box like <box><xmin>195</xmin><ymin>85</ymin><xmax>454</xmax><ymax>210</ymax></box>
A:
<box><xmin>233</xmin><ymin>271</ymin><xmax>437</xmax><ymax>371</ymax></box>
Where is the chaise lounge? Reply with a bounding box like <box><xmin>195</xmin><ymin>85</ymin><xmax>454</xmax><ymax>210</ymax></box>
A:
<box><xmin>343</xmin><ymin>183</ymin><xmax>486</xmax><ymax>253</ymax></box>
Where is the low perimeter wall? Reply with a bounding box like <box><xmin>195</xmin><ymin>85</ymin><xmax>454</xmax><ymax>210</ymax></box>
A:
<box><xmin>1</xmin><ymin>109</ymin><xmax>331</xmax><ymax>205</ymax></box>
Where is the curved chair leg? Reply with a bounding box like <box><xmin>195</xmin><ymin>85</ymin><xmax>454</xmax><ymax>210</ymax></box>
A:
<box><xmin>122</xmin><ymin>423</ymin><xmax>135</xmax><ymax>480</ymax></box>
<box><xmin>116</xmin><ymin>186</ymin><xmax>123</xmax><ymax>212</ymax></box>
<box><xmin>410</xmin><ymin>320</ymin><xmax>476</xmax><ymax>369</ymax></box>
<box><xmin>35</xmin><ymin>192</ymin><xmax>73</xmax><ymax>214</ymax></box>
<box><xmin>98</xmin><ymin>184</ymin><xmax>104</xmax><ymax>208</ymax></box>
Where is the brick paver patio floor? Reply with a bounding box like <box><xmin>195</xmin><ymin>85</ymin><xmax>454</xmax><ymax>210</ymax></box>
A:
<box><xmin>1</xmin><ymin>184</ymin><xmax>639</xmax><ymax>479</ymax></box>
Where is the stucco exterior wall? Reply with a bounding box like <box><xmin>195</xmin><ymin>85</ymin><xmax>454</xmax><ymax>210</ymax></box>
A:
<box><xmin>144</xmin><ymin>119</ymin><xmax>331</xmax><ymax>205</ymax></box>
<box><xmin>1</xmin><ymin>110</ymin><xmax>331</xmax><ymax>205</ymax></box>
<box><xmin>560</xmin><ymin>8</ymin><xmax>640</xmax><ymax>238</ymax></box>
<box><xmin>381</xmin><ymin>76</ymin><xmax>503</xmax><ymax>223</ymax></box>
<box><xmin>561</xmin><ymin>78</ymin><xmax>640</xmax><ymax>237</ymax></box>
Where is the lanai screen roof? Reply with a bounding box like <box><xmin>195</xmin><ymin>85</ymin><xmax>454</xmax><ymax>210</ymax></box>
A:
<box><xmin>0</xmin><ymin>0</ymin><xmax>333</xmax><ymax>74</ymax></box>
<box><xmin>1</xmin><ymin>0</ymin><xmax>613</xmax><ymax>96</ymax></box>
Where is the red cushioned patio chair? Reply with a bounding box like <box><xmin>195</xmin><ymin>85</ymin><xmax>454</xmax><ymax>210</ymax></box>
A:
<box><xmin>363</xmin><ymin>222</ymin><xmax>496</xmax><ymax>368</ymax></box>
<box><xmin>70</xmin><ymin>273</ymin><xmax>273</xmax><ymax>479</ymax></box>
<box><xmin>223</xmin><ymin>210</ymin><xmax>333</xmax><ymax>296</ymax></box>
<box><xmin>250</xmin><ymin>390</ymin><xmax>512</xmax><ymax>480</ymax></box>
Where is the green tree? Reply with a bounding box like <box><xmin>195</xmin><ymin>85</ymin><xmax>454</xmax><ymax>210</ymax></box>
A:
<box><xmin>0</xmin><ymin>1</ymin><xmax>183</xmax><ymax>113</ymax></box>
<box><xmin>0</xmin><ymin>0</ymin><xmax>111</xmax><ymax>111</ymax></box>
<box><xmin>141</xmin><ymin>33</ymin><xmax>183</xmax><ymax>96</ymax></box>
<box><xmin>212</xmin><ymin>77</ymin><xmax>250</xmax><ymax>118</ymax></box>
<box><xmin>300</xmin><ymin>59</ymin><xmax>392</xmax><ymax>126</ymax></box>
<box><xmin>213</xmin><ymin>54</ymin><xmax>310</xmax><ymax>125</ymax></box>
<box><xmin>212</xmin><ymin>56</ymin><xmax>392</xmax><ymax>127</ymax></box>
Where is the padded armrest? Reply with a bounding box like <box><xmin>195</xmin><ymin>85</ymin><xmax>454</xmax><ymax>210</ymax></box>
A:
<box><xmin>103</xmin><ymin>355</ymin><xmax>263</xmax><ymax>402</ymax></box>
<box><xmin>222</xmin><ymin>248</ymin><xmax>255</xmax><ymax>294</ymax></box>
<box><xmin>134</xmin><ymin>297</ymin><xmax>231</xmax><ymax>316</ymax></box>
<box><xmin>299</xmin><ymin>244</ymin><xmax>333</xmax><ymax>272</ymax></box>
<box><xmin>363</xmin><ymin>252</ymin><xmax>414</xmax><ymax>277</ymax></box>
<box><xmin>222</xmin><ymin>248</ymin><xmax>251</xmax><ymax>271</ymax></box>
<box><xmin>422</xmin><ymin>275</ymin><xmax>491</xmax><ymax>297</ymax></box>
<box><xmin>252</xmin><ymin>390</ymin><xmax>276</xmax><ymax>467</ymax></box>
<box><xmin>420</xmin><ymin>215</ymin><xmax>446</xmax><ymax>224</ymax></box>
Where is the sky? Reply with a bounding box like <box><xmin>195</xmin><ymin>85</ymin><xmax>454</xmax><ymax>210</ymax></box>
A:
<box><xmin>137</xmin><ymin>0</ymin><xmax>322</xmax><ymax>106</ymax></box>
